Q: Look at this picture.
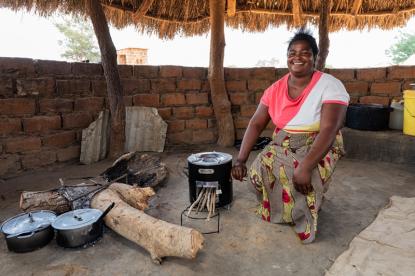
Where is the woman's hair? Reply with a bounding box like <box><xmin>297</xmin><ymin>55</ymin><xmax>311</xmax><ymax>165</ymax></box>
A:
<box><xmin>287</xmin><ymin>28</ymin><xmax>319</xmax><ymax>59</ymax></box>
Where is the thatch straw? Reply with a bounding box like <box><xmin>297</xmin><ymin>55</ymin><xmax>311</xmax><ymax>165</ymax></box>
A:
<box><xmin>1</xmin><ymin>0</ymin><xmax>414</xmax><ymax>39</ymax></box>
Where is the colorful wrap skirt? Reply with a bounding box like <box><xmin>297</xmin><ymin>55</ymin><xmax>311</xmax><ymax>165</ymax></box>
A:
<box><xmin>249</xmin><ymin>129</ymin><xmax>345</xmax><ymax>243</ymax></box>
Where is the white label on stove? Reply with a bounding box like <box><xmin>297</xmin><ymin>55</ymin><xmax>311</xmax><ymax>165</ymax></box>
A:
<box><xmin>216</xmin><ymin>189</ymin><xmax>222</xmax><ymax>195</ymax></box>
<box><xmin>198</xmin><ymin>168</ymin><xmax>214</xmax><ymax>174</ymax></box>
<box><xmin>196</xmin><ymin>181</ymin><xmax>218</xmax><ymax>188</ymax></box>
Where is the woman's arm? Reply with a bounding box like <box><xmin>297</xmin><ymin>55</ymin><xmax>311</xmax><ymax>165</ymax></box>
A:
<box><xmin>293</xmin><ymin>103</ymin><xmax>347</xmax><ymax>194</ymax></box>
<box><xmin>231</xmin><ymin>103</ymin><xmax>271</xmax><ymax>181</ymax></box>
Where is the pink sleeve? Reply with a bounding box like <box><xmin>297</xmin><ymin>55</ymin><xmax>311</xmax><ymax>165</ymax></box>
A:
<box><xmin>260</xmin><ymin>86</ymin><xmax>272</xmax><ymax>107</ymax></box>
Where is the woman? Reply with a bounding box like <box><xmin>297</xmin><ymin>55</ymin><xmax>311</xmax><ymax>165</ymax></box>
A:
<box><xmin>231</xmin><ymin>29</ymin><xmax>349</xmax><ymax>244</ymax></box>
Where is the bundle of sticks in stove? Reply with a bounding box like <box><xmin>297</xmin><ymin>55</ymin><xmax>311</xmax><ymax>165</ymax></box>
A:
<box><xmin>187</xmin><ymin>187</ymin><xmax>217</xmax><ymax>220</ymax></box>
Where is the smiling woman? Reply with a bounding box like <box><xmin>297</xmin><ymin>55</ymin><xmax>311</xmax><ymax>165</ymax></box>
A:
<box><xmin>231</xmin><ymin>29</ymin><xmax>349</xmax><ymax>244</ymax></box>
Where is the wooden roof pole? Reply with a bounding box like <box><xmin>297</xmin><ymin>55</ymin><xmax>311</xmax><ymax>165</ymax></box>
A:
<box><xmin>351</xmin><ymin>0</ymin><xmax>363</xmax><ymax>15</ymax></box>
<box><xmin>227</xmin><ymin>0</ymin><xmax>236</xmax><ymax>17</ymax></box>
<box><xmin>87</xmin><ymin>0</ymin><xmax>126</xmax><ymax>157</ymax></box>
<box><xmin>316</xmin><ymin>0</ymin><xmax>331</xmax><ymax>71</ymax></box>
<box><xmin>134</xmin><ymin>0</ymin><xmax>155</xmax><ymax>19</ymax></box>
<box><xmin>292</xmin><ymin>0</ymin><xmax>303</xmax><ymax>27</ymax></box>
<box><xmin>208</xmin><ymin>0</ymin><xmax>235</xmax><ymax>146</ymax></box>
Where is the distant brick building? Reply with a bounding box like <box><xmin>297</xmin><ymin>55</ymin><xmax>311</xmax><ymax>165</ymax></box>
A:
<box><xmin>117</xmin><ymin>48</ymin><xmax>148</xmax><ymax>65</ymax></box>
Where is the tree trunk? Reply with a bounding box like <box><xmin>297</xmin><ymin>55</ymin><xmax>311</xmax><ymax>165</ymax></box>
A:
<box><xmin>316</xmin><ymin>0</ymin><xmax>331</xmax><ymax>71</ymax></box>
<box><xmin>87</xmin><ymin>0</ymin><xmax>125</xmax><ymax>158</ymax></box>
<box><xmin>208</xmin><ymin>0</ymin><xmax>235</xmax><ymax>147</ymax></box>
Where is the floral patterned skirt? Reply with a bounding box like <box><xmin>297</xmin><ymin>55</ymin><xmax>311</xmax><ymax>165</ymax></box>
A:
<box><xmin>249</xmin><ymin>129</ymin><xmax>345</xmax><ymax>243</ymax></box>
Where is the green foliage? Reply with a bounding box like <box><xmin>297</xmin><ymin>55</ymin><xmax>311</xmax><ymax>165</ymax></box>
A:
<box><xmin>54</xmin><ymin>16</ymin><xmax>100</xmax><ymax>63</ymax></box>
<box><xmin>386</xmin><ymin>31</ymin><xmax>415</xmax><ymax>64</ymax></box>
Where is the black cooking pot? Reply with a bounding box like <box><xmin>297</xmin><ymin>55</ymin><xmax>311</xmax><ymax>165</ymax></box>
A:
<box><xmin>52</xmin><ymin>202</ymin><xmax>114</xmax><ymax>248</ymax></box>
<box><xmin>1</xmin><ymin>211</ymin><xmax>56</xmax><ymax>253</ymax></box>
<box><xmin>346</xmin><ymin>103</ymin><xmax>391</xmax><ymax>130</ymax></box>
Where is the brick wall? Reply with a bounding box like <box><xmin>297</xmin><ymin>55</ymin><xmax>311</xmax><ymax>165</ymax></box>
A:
<box><xmin>1</xmin><ymin>57</ymin><xmax>414</xmax><ymax>176</ymax></box>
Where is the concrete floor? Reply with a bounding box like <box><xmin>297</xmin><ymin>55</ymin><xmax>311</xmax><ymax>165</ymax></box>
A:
<box><xmin>1</xmin><ymin>146</ymin><xmax>414</xmax><ymax>276</ymax></box>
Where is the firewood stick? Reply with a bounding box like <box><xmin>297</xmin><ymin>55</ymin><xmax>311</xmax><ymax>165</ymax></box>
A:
<box><xmin>187</xmin><ymin>187</ymin><xmax>205</xmax><ymax>216</ymax></box>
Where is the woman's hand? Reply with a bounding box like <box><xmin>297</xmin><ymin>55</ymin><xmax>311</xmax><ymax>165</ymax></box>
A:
<box><xmin>231</xmin><ymin>161</ymin><xmax>247</xmax><ymax>181</ymax></box>
<box><xmin>293</xmin><ymin>164</ymin><xmax>313</xmax><ymax>195</ymax></box>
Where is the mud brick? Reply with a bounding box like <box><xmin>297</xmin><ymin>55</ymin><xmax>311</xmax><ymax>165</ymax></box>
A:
<box><xmin>22</xmin><ymin>116</ymin><xmax>61</xmax><ymax>133</ymax></box>
<box><xmin>186</xmin><ymin>93</ymin><xmax>209</xmax><ymax>105</ymax></box>
<box><xmin>167</xmin><ymin>120</ymin><xmax>185</xmax><ymax>133</ymax></box>
<box><xmin>157</xmin><ymin>108</ymin><xmax>172</xmax><ymax>120</ymax></box>
<box><xmin>195</xmin><ymin>106</ymin><xmax>213</xmax><ymax>117</ymax></box>
<box><xmin>177</xmin><ymin>79</ymin><xmax>202</xmax><ymax>90</ymax></box>
<box><xmin>226</xmin><ymin>80</ymin><xmax>247</xmax><ymax>92</ymax></box>
<box><xmin>35</xmin><ymin>60</ymin><xmax>71</xmax><ymax>75</ymax></box>
<box><xmin>0</xmin><ymin>77</ymin><xmax>14</xmax><ymax>97</ymax></box>
<box><xmin>343</xmin><ymin>81</ymin><xmax>369</xmax><ymax>96</ymax></box>
<box><xmin>276</xmin><ymin>68</ymin><xmax>289</xmax><ymax>79</ymax></box>
<box><xmin>133</xmin><ymin>94</ymin><xmax>160</xmax><ymax>107</ymax></box>
<box><xmin>0</xmin><ymin>99</ymin><xmax>35</xmax><ymax>115</ymax></box>
<box><xmin>370</xmin><ymin>82</ymin><xmax>402</xmax><ymax>96</ymax></box>
<box><xmin>123</xmin><ymin>96</ymin><xmax>133</xmax><ymax>106</ymax></box>
<box><xmin>62</xmin><ymin>112</ymin><xmax>93</xmax><ymax>129</ymax></box>
<box><xmin>0</xmin><ymin>57</ymin><xmax>35</xmax><ymax>75</ymax></box>
<box><xmin>224</xmin><ymin>68</ymin><xmax>251</xmax><ymax>80</ymax></box>
<box><xmin>240</xmin><ymin>105</ymin><xmax>257</xmax><ymax>117</ymax></box>
<box><xmin>21</xmin><ymin>150</ymin><xmax>56</xmax><ymax>169</ymax></box>
<box><xmin>167</xmin><ymin>130</ymin><xmax>193</xmax><ymax>144</ymax></box>
<box><xmin>182</xmin><ymin>67</ymin><xmax>207</xmax><ymax>79</ymax></box>
<box><xmin>117</xmin><ymin>65</ymin><xmax>133</xmax><ymax>78</ymax></box>
<box><xmin>160</xmin><ymin>66</ymin><xmax>182</xmax><ymax>78</ymax></box>
<box><xmin>92</xmin><ymin>80</ymin><xmax>107</xmax><ymax>97</ymax></box>
<box><xmin>75</xmin><ymin>97</ymin><xmax>105</xmax><ymax>112</ymax></box>
<box><xmin>403</xmin><ymin>81</ymin><xmax>415</xmax><ymax>90</ymax></box>
<box><xmin>56</xmin><ymin>79</ymin><xmax>91</xmax><ymax>96</ymax></box>
<box><xmin>16</xmin><ymin>77</ymin><xmax>55</xmax><ymax>97</ymax></box>
<box><xmin>388</xmin><ymin>66</ymin><xmax>415</xmax><ymax>79</ymax></box>
<box><xmin>57</xmin><ymin>145</ymin><xmax>81</xmax><ymax>162</ymax></box>
<box><xmin>122</xmin><ymin>79</ymin><xmax>151</xmax><ymax>95</ymax></box>
<box><xmin>192</xmin><ymin>129</ymin><xmax>216</xmax><ymax>143</ymax></box>
<box><xmin>173</xmin><ymin>107</ymin><xmax>194</xmax><ymax>119</ymax></box>
<box><xmin>359</xmin><ymin>96</ymin><xmax>390</xmax><ymax>106</ymax></box>
<box><xmin>207</xmin><ymin>119</ymin><xmax>216</xmax><ymax>128</ymax></box>
<box><xmin>229</xmin><ymin>93</ymin><xmax>250</xmax><ymax>105</ymax></box>
<box><xmin>151</xmin><ymin>79</ymin><xmax>176</xmax><ymax>92</ymax></box>
<box><xmin>327</xmin><ymin>69</ymin><xmax>355</xmax><ymax>81</ymax></box>
<box><xmin>248</xmin><ymin>79</ymin><xmax>271</xmax><ymax>91</ymax></box>
<box><xmin>0</xmin><ymin>118</ymin><xmax>21</xmax><ymax>136</ymax></box>
<box><xmin>133</xmin><ymin>65</ymin><xmax>159</xmax><ymax>78</ymax></box>
<box><xmin>356</xmin><ymin>68</ymin><xmax>386</xmax><ymax>81</ymax></box>
<box><xmin>234</xmin><ymin>118</ymin><xmax>250</xmax><ymax>129</ymax></box>
<box><xmin>39</xmin><ymin>98</ymin><xmax>74</xmax><ymax>113</ymax></box>
<box><xmin>251</xmin><ymin>68</ymin><xmax>276</xmax><ymax>80</ymax></box>
<box><xmin>5</xmin><ymin>137</ymin><xmax>41</xmax><ymax>153</ymax></box>
<box><xmin>42</xmin><ymin>131</ymin><xmax>76</xmax><ymax>148</ymax></box>
<box><xmin>72</xmin><ymin>62</ymin><xmax>103</xmax><ymax>76</ymax></box>
<box><xmin>186</xmin><ymin>119</ymin><xmax>207</xmax><ymax>129</ymax></box>
<box><xmin>201</xmin><ymin>81</ymin><xmax>210</xmax><ymax>92</ymax></box>
<box><xmin>161</xmin><ymin>94</ymin><xmax>186</xmax><ymax>106</ymax></box>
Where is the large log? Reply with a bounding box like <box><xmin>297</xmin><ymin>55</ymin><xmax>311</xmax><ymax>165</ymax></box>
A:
<box><xmin>20</xmin><ymin>190</ymin><xmax>70</xmax><ymax>214</ymax></box>
<box><xmin>91</xmin><ymin>187</ymin><xmax>204</xmax><ymax>264</ymax></box>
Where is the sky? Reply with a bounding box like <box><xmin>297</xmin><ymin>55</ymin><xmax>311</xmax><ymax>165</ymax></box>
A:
<box><xmin>1</xmin><ymin>8</ymin><xmax>414</xmax><ymax>68</ymax></box>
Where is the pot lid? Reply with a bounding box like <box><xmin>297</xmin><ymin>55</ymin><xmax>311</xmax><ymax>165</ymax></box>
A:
<box><xmin>188</xmin><ymin>151</ymin><xmax>232</xmax><ymax>165</ymax></box>
<box><xmin>52</xmin><ymin>208</ymin><xmax>102</xmax><ymax>230</ymax></box>
<box><xmin>1</xmin><ymin>210</ymin><xmax>56</xmax><ymax>235</ymax></box>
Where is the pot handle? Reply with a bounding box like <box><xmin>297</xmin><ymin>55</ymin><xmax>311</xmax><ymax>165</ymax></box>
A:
<box><xmin>98</xmin><ymin>202</ymin><xmax>115</xmax><ymax>222</ymax></box>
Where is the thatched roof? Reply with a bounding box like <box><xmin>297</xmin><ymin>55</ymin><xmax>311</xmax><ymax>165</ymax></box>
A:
<box><xmin>2</xmin><ymin>0</ymin><xmax>415</xmax><ymax>39</ymax></box>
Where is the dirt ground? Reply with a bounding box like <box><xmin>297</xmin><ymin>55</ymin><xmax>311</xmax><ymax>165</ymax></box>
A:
<box><xmin>1</xmin><ymin>145</ymin><xmax>415</xmax><ymax>276</ymax></box>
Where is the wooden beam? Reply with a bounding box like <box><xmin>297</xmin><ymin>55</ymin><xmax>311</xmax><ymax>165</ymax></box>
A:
<box><xmin>134</xmin><ymin>0</ymin><xmax>154</xmax><ymax>18</ymax></box>
<box><xmin>292</xmin><ymin>0</ymin><xmax>302</xmax><ymax>27</ymax></box>
<box><xmin>351</xmin><ymin>0</ymin><xmax>363</xmax><ymax>15</ymax></box>
<box><xmin>208</xmin><ymin>0</ymin><xmax>235</xmax><ymax>147</ymax></box>
<box><xmin>316</xmin><ymin>0</ymin><xmax>331</xmax><ymax>71</ymax></box>
<box><xmin>227</xmin><ymin>0</ymin><xmax>236</xmax><ymax>17</ymax></box>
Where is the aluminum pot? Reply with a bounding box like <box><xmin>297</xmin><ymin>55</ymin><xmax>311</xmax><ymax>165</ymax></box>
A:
<box><xmin>1</xmin><ymin>211</ymin><xmax>56</xmax><ymax>253</ymax></box>
<box><xmin>52</xmin><ymin>202</ymin><xmax>114</xmax><ymax>248</ymax></box>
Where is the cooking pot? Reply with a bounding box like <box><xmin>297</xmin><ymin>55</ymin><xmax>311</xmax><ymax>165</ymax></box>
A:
<box><xmin>346</xmin><ymin>103</ymin><xmax>391</xmax><ymax>130</ymax></box>
<box><xmin>52</xmin><ymin>202</ymin><xmax>114</xmax><ymax>248</ymax></box>
<box><xmin>1</xmin><ymin>211</ymin><xmax>56</xmax><ymax>253</ymax></box>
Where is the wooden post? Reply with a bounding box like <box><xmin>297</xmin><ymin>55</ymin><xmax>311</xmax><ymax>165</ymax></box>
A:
<box><xmin>208</xmin><ymin>0</ymin><xmax>235</xmax><ymax>147</ymax></box>
<box><xmin>87</xmin><ymin>0</ymin><xmax>126</xmax><ymax>158</ymax></box>
<box><xmin>316</xmin><ymin>0</ymin><xmax>331</xmax><ymax>71</ymax></box>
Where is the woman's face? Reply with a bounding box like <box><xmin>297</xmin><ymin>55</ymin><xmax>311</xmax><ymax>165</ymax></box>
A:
<box><xmin>287</xmin><ymin>40</ymin><xmax>315</xmax><ymax>77</ymax></box>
